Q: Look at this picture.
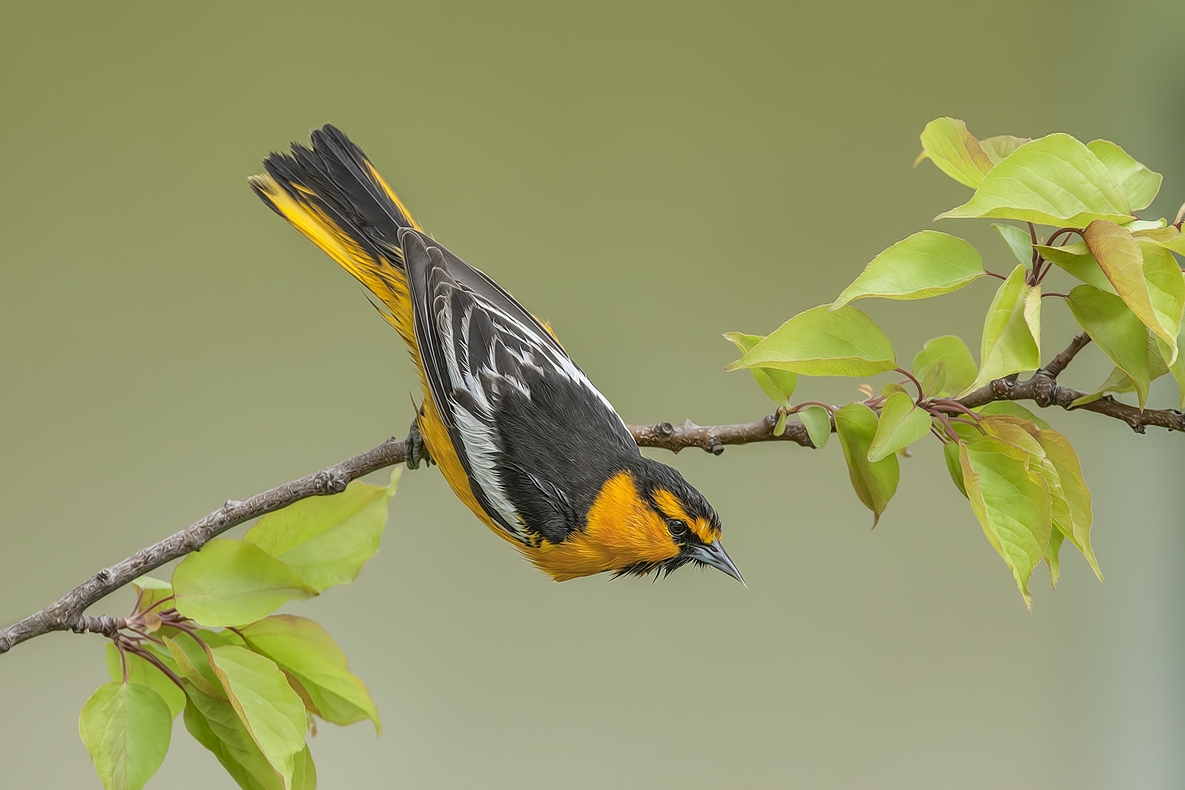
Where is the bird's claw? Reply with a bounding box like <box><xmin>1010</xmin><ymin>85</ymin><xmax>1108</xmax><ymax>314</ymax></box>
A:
<box><xmin>405</xmin><ymin>418</ymin><xmax>434</xmax><ymax>470</ymax></box>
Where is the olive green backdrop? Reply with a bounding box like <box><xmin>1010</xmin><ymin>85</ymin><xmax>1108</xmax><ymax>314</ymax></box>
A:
<box><xmin>2</xmin><ymin>2</ymin><xmax>1183</xmax><ymax>787</ymax></box>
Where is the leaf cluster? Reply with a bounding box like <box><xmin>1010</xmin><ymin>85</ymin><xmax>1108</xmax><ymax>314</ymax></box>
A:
<box><xmin>79</xmin><ymin>470</ymin><xmax>399</xmax><ymax>789</ymax></box>
<box><xmin>726</xmin><ymin>117</ymin><xmax>1184</xmax><ymax>607</ymax></box>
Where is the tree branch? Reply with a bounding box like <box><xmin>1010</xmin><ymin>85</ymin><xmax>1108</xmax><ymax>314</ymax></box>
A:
<box><xmin>2</xmin><ymin>334</ymin><xmax>1180</xmax><ymax>655</ymax></box>
<box><xmin>0</xmin><ymin>439</ymin><xmax>405</xmax><ymax>655</ymax></box>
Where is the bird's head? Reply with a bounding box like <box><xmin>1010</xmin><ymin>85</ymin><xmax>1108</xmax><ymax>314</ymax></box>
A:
<box><xmin>530</xmin><ymin>457</ymin><xmax>743</xmax><ymax>584</ymax></box>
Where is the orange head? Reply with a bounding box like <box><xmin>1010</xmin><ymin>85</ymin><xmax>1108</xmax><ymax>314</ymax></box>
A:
<box><xmin>528</xmin><ymin>457</ymin><xmax>743</xmax><ymax>584</ymax></box>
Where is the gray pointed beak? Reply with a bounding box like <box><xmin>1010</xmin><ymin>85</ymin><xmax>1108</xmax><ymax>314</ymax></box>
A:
<box><xmin>687</xmin><ymin>540</ymin><xmax>745</xmax><ymax>586</ymax></box>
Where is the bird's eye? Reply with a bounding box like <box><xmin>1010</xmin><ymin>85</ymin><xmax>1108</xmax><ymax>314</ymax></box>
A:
<box><xmin>667</xmin><ymin>519</ymin><xmax>688</xmax><ymax>537</ymax></box>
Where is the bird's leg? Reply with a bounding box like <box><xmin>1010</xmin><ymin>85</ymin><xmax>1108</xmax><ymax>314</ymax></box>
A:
<box><xmin>404</xmin><ymin>413</ymin><xmax>434</xmax><ymax>470</ymax></box>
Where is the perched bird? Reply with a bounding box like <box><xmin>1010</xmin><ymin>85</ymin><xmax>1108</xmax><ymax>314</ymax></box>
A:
<box><xmin>250</xmin><ymin>126</ymin><xmax>741</xmax><ymax>583</ymax></box>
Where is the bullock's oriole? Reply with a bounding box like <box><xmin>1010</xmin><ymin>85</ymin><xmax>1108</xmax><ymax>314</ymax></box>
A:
<box><xmin>250</xmin><ymin>126</ymin><xmax>741</xmax><ymax>583</ymax></box>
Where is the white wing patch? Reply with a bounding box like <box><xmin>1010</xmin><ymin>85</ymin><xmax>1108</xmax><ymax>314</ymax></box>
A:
<box><xmin>432</xmin><ymin>284</ymin><xmax>624</xmax><ymax>543</ymax></box>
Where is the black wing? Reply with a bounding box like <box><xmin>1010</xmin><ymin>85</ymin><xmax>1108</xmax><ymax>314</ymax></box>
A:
<box><xmin>399</xmin><ymin>229</ymin><xmax>638</xmax><ymax>544</ymax></box>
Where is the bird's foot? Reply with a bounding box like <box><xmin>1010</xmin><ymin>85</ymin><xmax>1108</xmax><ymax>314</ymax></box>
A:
<box><xmin>404</xmin><ymin>417</ymin><xmax>434</xmax><ymax>470</ymax></box>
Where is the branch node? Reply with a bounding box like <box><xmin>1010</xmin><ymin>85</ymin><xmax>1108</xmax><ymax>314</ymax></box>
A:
<box><xmin>314</xmin><ymin>469</ymin><xmax>350</xmax><ymax>495</ymax></box>
<box><xmin>706</xmin><ymin>438</ymin><xmax>724</xmax><ymax>456</ymax></box>
<box><xmin>658</xmin><ymin>422</ymin><xmax>674</xmax><ymax>437</ymax></box>
<box><xmin>96</xmin><ymin>568</ymin><xmax>113</xmax><ymax>584</ymax></box>
<box><xmin>71</xmin><ymin>614</ymin><xmax>121</xmax><ymax>638</ymax></box>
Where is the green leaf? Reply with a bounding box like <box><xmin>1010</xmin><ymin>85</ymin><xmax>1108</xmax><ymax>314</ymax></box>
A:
<box><xmin>976</xmin><ymin>417</ymin><xmax>1073</xmax><ymax>583</ymax></box>
<box><xmin>832</xmin><ymin>231</ymin><xmax>985</xmax><ymax>308</ymax></box>
<box><xmin>208</xmin><ymin>645</ymin><xmax>308</xmax><ymax>789</ymax></box>
<box><xmin>1036</xmin><ymin>428</ymin><xmax>1102</xmax><ymax>582</ymax></box>
<box><xmin>1086</xmin><ymin>139</ymin><xmax>1162</xmax><ymax>211</ymax></box>
<box><xmin>173</xmin><ymin>539</ymin><xmax>316</xmax><ymax>627</ymax></box>
<box><xmin>979</xmin><ymin>135</ymin><xmax>1030</xmax><ymax>164</ymax></box>
<box><xmin>1134</xmin><ymin>225</ymin><xmax>1185</xmax><ymax>256</ymax></box>
<box><xmin>965</xmin><ymin>265</ymin><xmax>1041</xmax><ymax>393</ymax></box>
<box><xmin>937</xmin><ymin>134</ymin><xmax>1131</xmax><ymax>227</ymax></box>
<box><xmin>1172</xmin><ymin>346</ymin><xmax>1185</xmax><ymax>411</ymax></box>
<box><xmin>959</xmin><ymin>436</ymin><xmax>1052</xmax><ymax>609</ymax></box>
<box><xmin>1045</xmin><ymin>528</ymin><xmax>1064</xmax><ymax>588</ymax></box>
<box><xmin>1034</xmin><ymin>242</ymin><xmax>1114</xmax><ymax>292</ymax></box>
<box><xmin>868</xmin><ymin>392</ymin><xmax>931</xmax><ymax>462</ymax></box>
<box><xmin>723</xmin><ymin>332</ymin><xmax>797</xmax><ymax>406</ymax></box>
<box><xmin>79</xmin><ymin>682</ymin><xmax>172</xmax><ymax>790</ymax></box>
<box><xmin>1072</xmin><ymin>329</ymin><xmax>1173</xmax><ymax>408</ymax></box>
<box><xmin>992</xmin><ymin>223</ymin><xmax>1033</xmax><ymax>267</ymax></box>
<box><xmin>183</xmin><ymin>684</ymin><xmax>291</xmax><ymax>790</ymax></box>
<box><xmin>913</xmin><ymin>335</ymin><xmax>977</xmax><ymax>397</ymax></box>
<box><xmin>164</xmin><ymin>634</ymin><xmax>224</xmax><ymax>700</ymax></box>
<box><xmin>105</xmin><ymin>643</ymin><xmax>186</xmax><ymax>719</ymax></box>
<box><xmin>1070</xmin><ymin>365</ymin><xmax>1139</xmax><ymax>407</ymax></box>
<box><xmin>239</xmin><ymin>615</ymin><xmax>380</xmax><ymax>733</ymax></box>
<box><xmin>976</xmin><ymin>401</ymin><xmax>1051</xmax><ymax>430</ymax></box>
<box><xmin>244</xmin><ymin>470</ymin><xmax>399</xmax><ymax>594</ymax></box>
<box><xmin>1137</xmin><ymin>240</ymin><xmax>1185</xmax><ymax>365</ymax></box>
<box><xmin>1083</xmin><ymin>220</ymin><xmax>1177</xmax><ymax>360</ymax></box>
<box><xmin>131</xmin><ymin>576</ymin><xmax>174</xmax><ymax>614</ymax></box>
<box><xmin>943</xmin><ymin>441</ymin><xmax>968</xmax><ymax>498</ymax></box>
<box><xmin>1066</xmin><ymin>284</ymin><xmax>1153</xmax><ymax>407</ymax></box>
<box><xmin>919</xmin><ymin>361</ymin><xmax>945</xmax><ymax>398</ymax></box>
<box><xmin>834</xmin><ymin>404</ymin><xmax>899</xmax><ymax>525</ymax></box>
<box><xmin>725</xmin><ymin>305</ymin><xmax>896</xmax><ymax>378</ymax></box>
<box><xmin>797</xmin><ymin>405</ymin><xmax>831</xmax><ymax>449</ymax></box>
<box><xmin>915</xmin><ymin>117</ymin><xmax>995</xmax><ymax>188</ymax></box>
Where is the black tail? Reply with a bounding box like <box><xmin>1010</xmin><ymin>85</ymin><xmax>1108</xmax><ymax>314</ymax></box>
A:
<box><xmin>250</xmin><ymin>125</ymin><xmax>422</xmax><ymax>263</ymax></box>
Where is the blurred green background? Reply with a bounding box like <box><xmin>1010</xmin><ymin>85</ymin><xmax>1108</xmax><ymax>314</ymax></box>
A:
<box><xmin>2</xmin><ymin>1</ymin><xmax>1183</xmax><ymax>787</ymax></box>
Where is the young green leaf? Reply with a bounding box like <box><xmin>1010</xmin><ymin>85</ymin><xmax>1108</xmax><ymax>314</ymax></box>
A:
<box><xmin>975</xmin><ymin>401</ymin><xmax>1051</xmax><ymax>430</ymax></box>
<box><xmin>1066</xmin><ymin>284</ymin><xmax>1153</xmax><ymax>407</ymax></box>
<box><xmin>834</xmin><ymin>404</ymin><xmax>899</xmax><ymax>525</ymax></box>
<box><xmin>1034</xmin><ymin>242</ymin><xmax>1114</xmax><ymax>292</ymax></box>
<box><xmin>207</xmin><ymin>645</ymin><xmax>308</xmax><ymax>789</ymax></box>
<box><xmin>1083</xmin><ymin>220</ymin><xmax>1177</xmax><ymax>359</ymax></box>
<box><xmin>1137</xmin><ymin>240</ymin><xmax>1185</xmax><ymax>365</ymax></box>
<box><xmin>832</xmin><ymin>231</ymin><xmax>985</xmax><ymax>308</ymax></box>
<box><xmin>964</xmin><ymin>265</ymin><xmax>1041</xmax><ymax>393</ymax></box>
<box><xmin>1172</xmin><ymin>346</ymin><xmax>1185</xmax><ymax>411</ymax></box>
<box><xmin>937</xmin><ymin>134</ymin><xmax>1131</xmax><ymax>227</ymax></box>
<box><xmin>164</xmin><ymin>635</ymin><xmax>224</xmax><ymax>700</ymax></box>
<box><xmin>976</xmin><ymin>418</ymin><xmax>1075</xmax><ymax>577</ymax></box>
<box><xmin>1070</xmin><ymin>365</ymin><xmax>1139</xmax><ymax>408</ymax></box>
<box><xmin>1035</xmin><ymin>429</ymin><xmax>1101</xmax><ymax>581</ymax></box>
<box><xmin>978</xmin><ymin>135</ymin><xmax>1030</xmax><ymax>164</ymax></box>
<box><xmin>992</xmin><ymin>223</ymin><xmax>1033</xmax><ymax>267</ymax></box>
<box><xmin>797</xmin><ymin>405</ymin><xmax>831</xmax><ymax>449</ymax></box>
<box><xmin>131</xmin><ymin>576</ymin><xmax>174</xmax><ymax>614</ymax></box>
<box><xmin>1071</xmin><ymin>330</ymin><xmax>1172</xmax><ymax>408</ymax></box>
<box><xmin>183</xmin><ymin>683</ymin><xmax>308</xmax><ymax>790</ymax></box>
<box><xmin>915</xmin><ymin>117</ymin><xmax>994</xmax><ymax>188</ymax></box>
<box><xmin>723</xmin><ymin>332</ymin><xmax>797</xmax><ymax>406</ymax></box>
<box><xmin>1086</xmin><ymin>139</ymin><xmax>1163</xmax><ymax>211</ymax></box>
<box><xmin>105</xmin><ymin>643</ymin><xmax>186</xmax><ymax>719</ymax></box>
<box><xmin>239</xmin><ymin>615</ymin><xmax>380</xmax><ymax>733</ymax></box>
<box><xmin>1134</xmin><ymin>225</ymin><xmax>1185</xmax><ymax>255</ymax></box>
<box><xmin>244</xmin><ymin>468</ymin><xmax>399</xmax><ymax>594</ymax></box>
<box><xmin>173</xmin><ymin>539</ymin><xmax>316</xmax><ymax>627</ymax></box>
<box><xmin>919</xmin><ymin>361</ymin><xmax>946</xmax><ymax>398</ymax></box>
<box><xmin>959</xmin><ymin>436</ymin><xmax>1053</xmax><ymax>609</ymax></box>
<box><xmin>725</xmin><ymin>305</ymin><xmax>896</xmax><ymax>378</ymax></box>
<box><xmin>913</xmin><ymin>335</ymin><xmax>977</xmax><ymax>396</ymax></box>
<box><xmin>868</xmin><ymin>392</ymin><xmax>931</xmax><ymax>462</ymax></box>
<box><xmin>79</xmin><ymin>682</ymin><xmax>172</xmax><ymax>790</ymax></box>
<box><xmin>943</xmin><ymin>441</ymin><xmax>968</xmax><ymax>498</ymax></box>
<box><xmin>1045</xmin><ymin>528</ymin><xmax>1064</xmax><ymax>588</ymax></box>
